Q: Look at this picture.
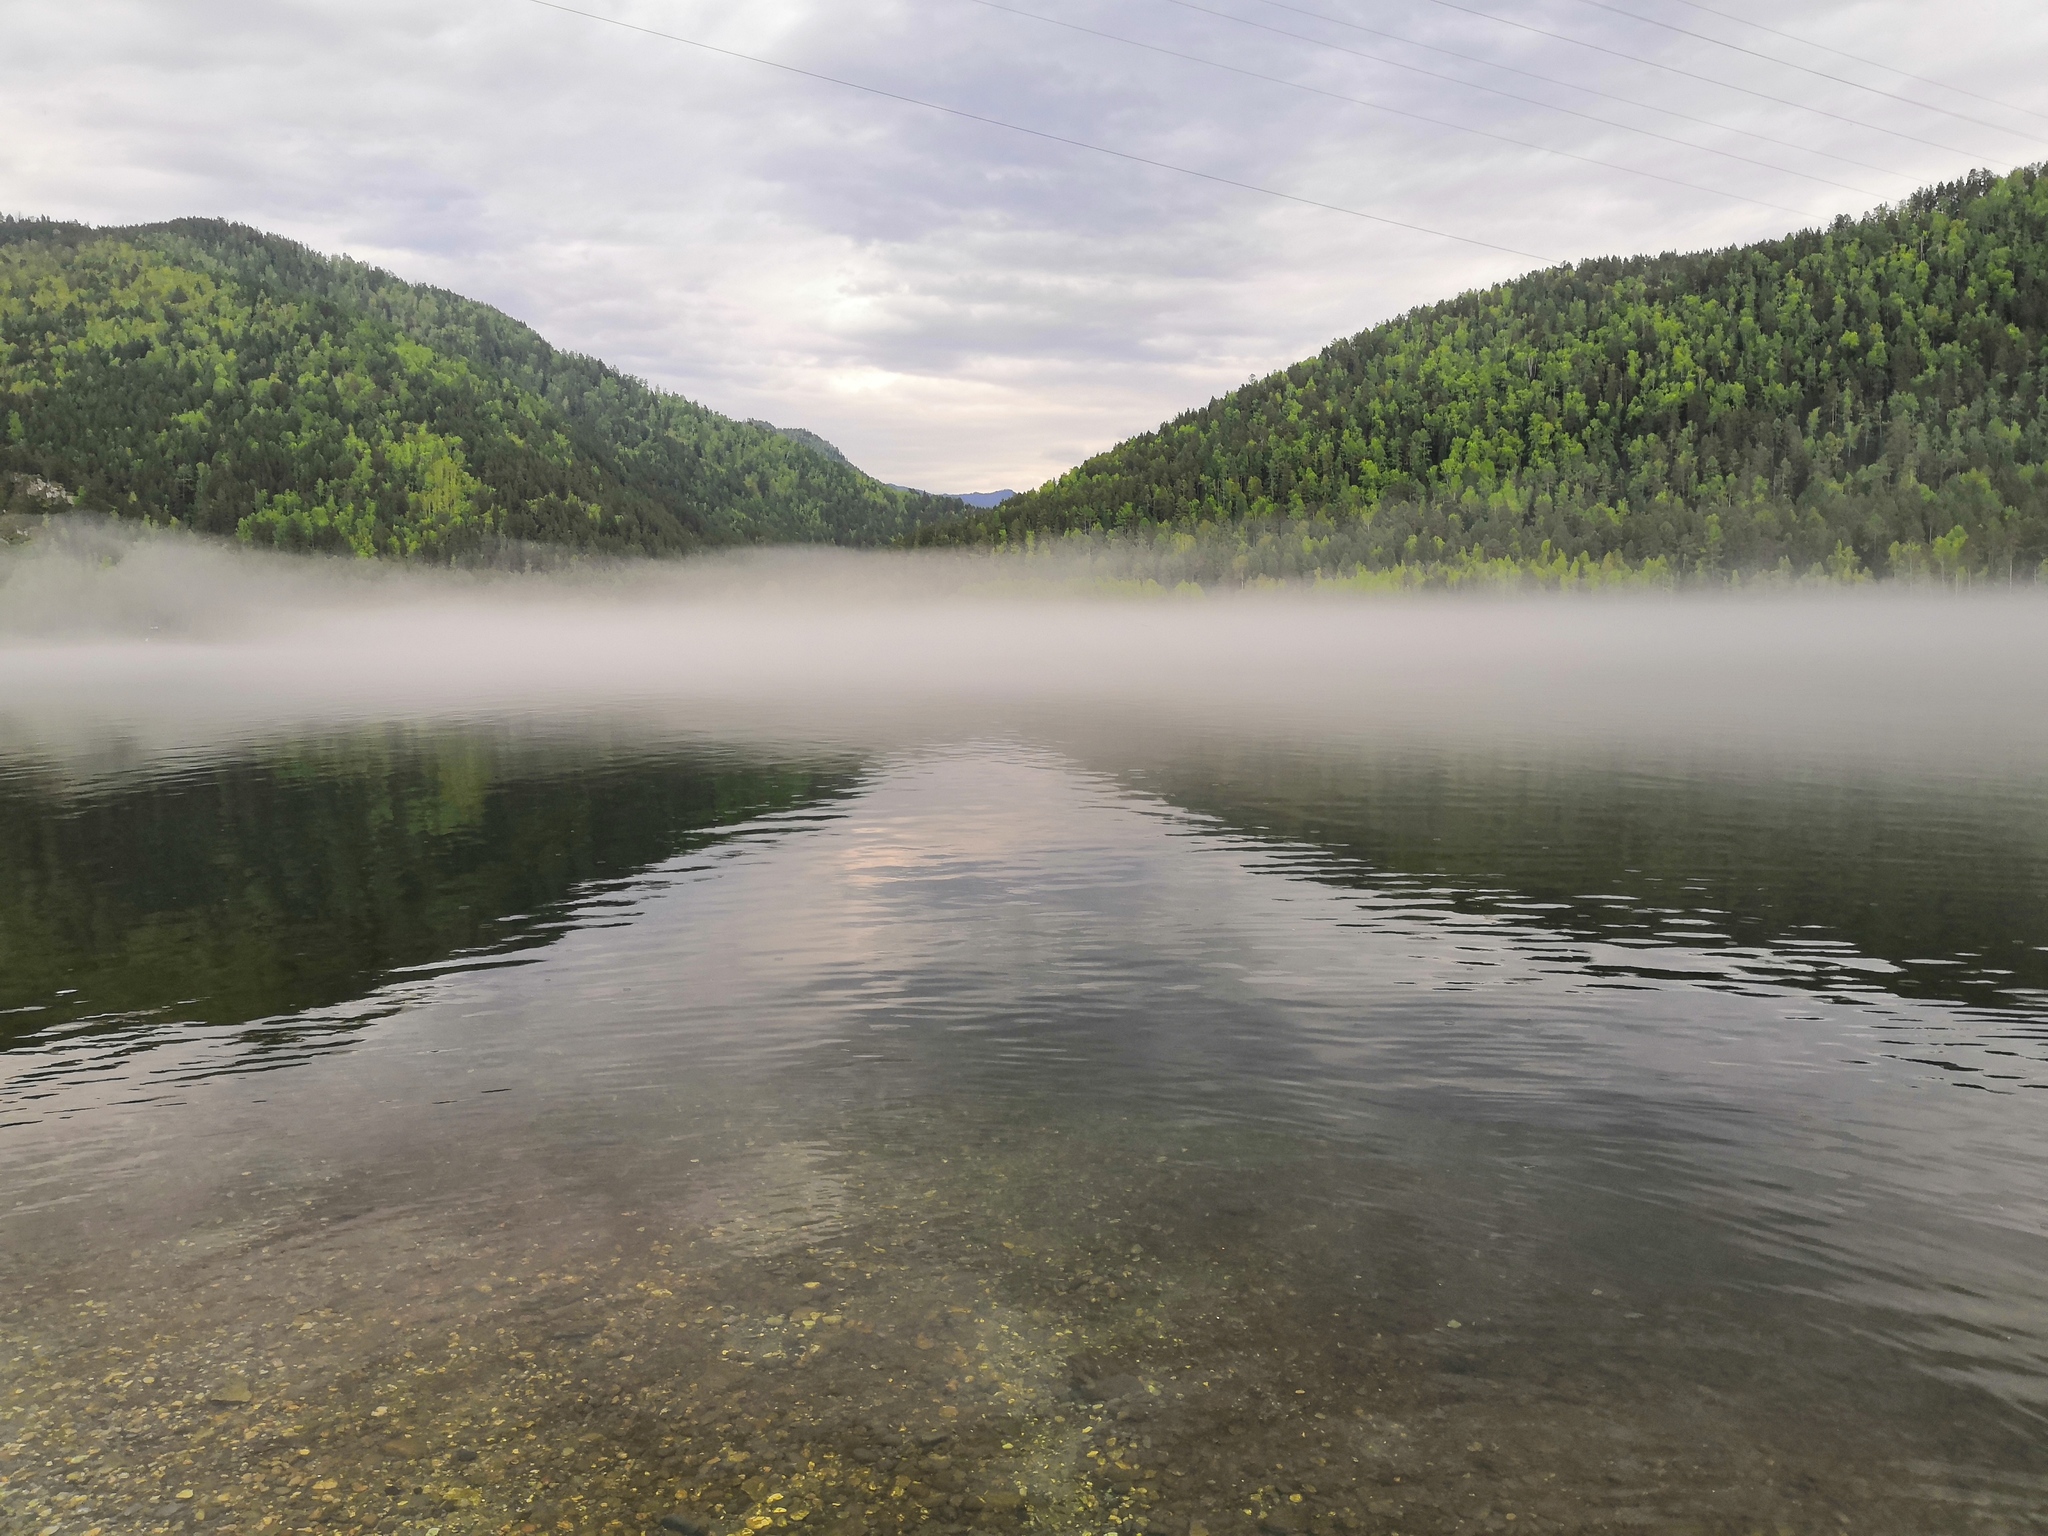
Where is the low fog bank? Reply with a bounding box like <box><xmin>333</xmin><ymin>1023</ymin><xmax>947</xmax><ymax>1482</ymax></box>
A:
<box><xmin>3</xmin><ymin>520</ymin><xmax>2045</xmax><ymax>776</ymax></box>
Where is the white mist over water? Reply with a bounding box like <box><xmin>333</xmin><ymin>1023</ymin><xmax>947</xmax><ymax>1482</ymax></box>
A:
<box><xmin>5</xmin><ymin>520</ymin><xmax>2048</xmax><ymax>1533</ymax></box>
<box><xmin>3</xmin><ymin>518</ymin><xmax>2046</xmax><ymax>774</ymax></box>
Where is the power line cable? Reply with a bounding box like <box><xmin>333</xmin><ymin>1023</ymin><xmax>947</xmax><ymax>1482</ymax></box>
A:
<box><xmin>1143</xmin><ymin>0</ymin><xmax>1882</xmax><ymax>194</ymax></box>
<box><xmin>1554</xmin><ymin>0</ymin><xmax>2043</xmax><ymax>141</ymax></box>
<box><xmin>526</xmin><ymin>0</ymin><xmax>1555</xmax><ymax>262</ymax></box>
<box><xmin>1420</xmin><ymin>0</ymin><xmax>1995</xmax><ymax>159</ymax></box>
<box><xmin>1662</xmin><ymin>0</ymin><xmax>2048</xmax><ymax>128</ymax></box>
<box><xmin>967</xmin><ymin>0</ymin><xmax>1810</xmax><ymax>211</ymax></box>
<box><xmin>1227</xmin><ymin>0</ymin><xmax>1908</xmax><ymax>178</ymax></box>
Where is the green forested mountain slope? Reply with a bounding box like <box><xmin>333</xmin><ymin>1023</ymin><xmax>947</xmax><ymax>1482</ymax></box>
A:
<box><xmin>921</xmin><ymin>166</ymin><xmax>2048</xmax><ymax>585</ymax></box>
<box><xmin>0</xmin><ymin>217</ymin><xmax>961</xmax><ymax>558</ymax></box>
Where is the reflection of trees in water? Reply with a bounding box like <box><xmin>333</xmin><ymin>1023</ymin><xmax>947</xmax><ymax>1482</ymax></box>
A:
<box><xmin>1089</xmin><ymin>736</ymin><xmax>2048</xmax><ymax>1015</ymax></box>
<box><xmin>0</xmin><ymin>728</ymin><xmax>861</xmax><ymax>1073</ymax></box>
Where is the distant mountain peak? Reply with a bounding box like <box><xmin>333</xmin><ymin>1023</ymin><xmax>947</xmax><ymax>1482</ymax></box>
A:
<box><xmin>753</xmin><ymin>428</ymin><xmax>1014</xmax><ymax>511</ymax></box>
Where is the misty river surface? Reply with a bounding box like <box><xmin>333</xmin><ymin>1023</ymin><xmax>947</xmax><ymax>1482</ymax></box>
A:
<box><xmin>1</xmin><ymin>566</ymin><xmax>2047</xmax><ymax>1536</ymax></box>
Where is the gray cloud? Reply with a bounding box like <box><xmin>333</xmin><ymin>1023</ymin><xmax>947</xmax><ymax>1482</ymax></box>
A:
<box><xmin>3</xmin><ymin>0</ymin><xmax>2044</xmax><ymax>489</ymax></box>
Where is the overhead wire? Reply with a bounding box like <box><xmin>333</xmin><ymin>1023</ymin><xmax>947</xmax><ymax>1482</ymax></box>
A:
<box><xmin>525</xmin><ymin>0</ymin><xmax>1556</xmax><ymax>263</ymax></box>
<box><xmin>1226</xmin><ymin>0</ymin><xmax>1908</xmax><ymax>179</ymax></box>
<box><xmin>1141</xmin><ymin>0</ymin><xmax>1884</xmax><ymax>195</ymax></box>
<box><xmin>1553</xmin><ymin>0</ymin><xmax>2044</xmax><ymax>141</ymax></box>
<box><xmin>1662</xmin><ymin>0</ymin><xmax>2048</xmax><ymax>128</ymax></box>
<box><xmin>965</xmin><ymin>0</ymin><xmax>1811</xmax><ymax>212</ymax></box>
<box><xmin>1419</xmin><ymin>0</ymin><xmax>1997</xmax><ymax>159</ymax></box>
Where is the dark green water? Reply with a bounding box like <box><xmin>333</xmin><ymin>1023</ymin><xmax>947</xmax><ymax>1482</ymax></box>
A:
<box><xmin>2</xmin><ymin>711</ymin><xmax>2045</xmax><ymax>1536</ymax></box>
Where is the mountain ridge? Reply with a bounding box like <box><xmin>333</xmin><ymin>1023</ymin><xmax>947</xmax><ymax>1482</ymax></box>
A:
<box><xmin>917</xmin><ymin>164</ymin><xmax>2048</xmax><ymax>586</ymax></box>
<box><xmin>0</xmin><ymin>216</ymin><xmax>965</xmax><ymax>558</ymax></box>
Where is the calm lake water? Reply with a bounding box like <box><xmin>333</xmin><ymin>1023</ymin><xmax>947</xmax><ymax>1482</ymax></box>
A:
<box><xmin>2</xmin><ymin>572</ymin><xmax>2046</xmax><ymax>1536</ymax></box>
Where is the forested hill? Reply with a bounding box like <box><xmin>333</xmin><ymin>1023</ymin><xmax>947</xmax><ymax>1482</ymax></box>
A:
<box><xmin>919</xmin><ymin>165</ymin><xmax>2048</xmax><ymax>586</ymax></box>
<box><xmin>0</xmin><ymin>218</ymin><xmax>963</xmax><ymax>558</ymax></box>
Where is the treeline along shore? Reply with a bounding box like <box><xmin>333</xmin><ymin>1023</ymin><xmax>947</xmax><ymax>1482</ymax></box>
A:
<box><xmin>6</xmin><ymin>166</ymin><xmax>2048</xmax><ymax>585</ymax></box>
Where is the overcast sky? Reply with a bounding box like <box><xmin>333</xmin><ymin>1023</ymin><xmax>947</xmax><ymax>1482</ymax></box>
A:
<box><xmin>4</xmin><ymin>0</ymin><xmax>2046</xmax><ymax>491</ymax></box>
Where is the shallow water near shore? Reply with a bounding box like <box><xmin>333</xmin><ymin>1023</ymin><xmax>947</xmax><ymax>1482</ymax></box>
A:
<box><xmin>2</xmin><ymin>565</ymin><xmax>2047</xmax><ymax>1536</ymax></box>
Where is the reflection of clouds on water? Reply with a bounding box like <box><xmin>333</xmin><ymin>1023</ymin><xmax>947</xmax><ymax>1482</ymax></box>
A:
<box><xmin>0</xmin><ymin>740</ymin><xmax>2045</xmax><ymax>1529</ymax></box>
<box><xmin>554</xmin><ymin>747</ymin><xmax>2048</xmax><ymax>1418</ymax></box>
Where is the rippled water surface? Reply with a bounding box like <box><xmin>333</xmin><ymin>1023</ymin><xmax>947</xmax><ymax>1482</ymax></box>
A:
<box><xmin>3</xmin><ymin>663</ymin><xmax>2047</xmax><ymax>1536</ymax></box>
